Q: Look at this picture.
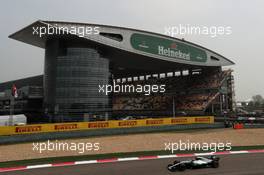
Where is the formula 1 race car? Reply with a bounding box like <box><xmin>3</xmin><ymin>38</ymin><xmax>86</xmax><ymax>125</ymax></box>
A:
<box><xmin>167</xmin><ymin>156</ymin><xmax>220</xmax><ymax>172</ymax></box>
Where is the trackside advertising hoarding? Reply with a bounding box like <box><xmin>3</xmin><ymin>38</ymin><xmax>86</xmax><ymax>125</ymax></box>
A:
<box><xmin>130</xmin><ymin>33</ymin><xmax>207</xmax><ymax>62</ymax></box>
<box><xmin>0</xmin><ymin>116</ymin><xmax>214</xmax><ymax>136</ymax></box>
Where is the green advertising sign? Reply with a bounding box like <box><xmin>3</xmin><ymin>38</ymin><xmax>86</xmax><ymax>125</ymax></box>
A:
<box><xmin>130</xmin><ymin>33</ymin><xmax>207</xmax><ymax>62</ymax></box>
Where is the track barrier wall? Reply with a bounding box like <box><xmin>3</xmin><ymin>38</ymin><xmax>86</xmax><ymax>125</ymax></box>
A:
<box><xmin>0</xmin><ymin>116</ymin><xmax>214</xmax><ymax>136</ymax></box>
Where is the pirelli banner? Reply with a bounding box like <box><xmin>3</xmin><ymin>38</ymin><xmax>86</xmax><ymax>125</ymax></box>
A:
<box><xmin>0</xmin><ymin>116</ymin><xmax>214</xmax><ymax>136</ymax></box>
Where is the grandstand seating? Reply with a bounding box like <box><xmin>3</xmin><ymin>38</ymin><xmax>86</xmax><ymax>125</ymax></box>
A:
<box><xmin>112</xmin><ymin>70</ymin><xmax>231</xmax><ymax>113</ymax></box>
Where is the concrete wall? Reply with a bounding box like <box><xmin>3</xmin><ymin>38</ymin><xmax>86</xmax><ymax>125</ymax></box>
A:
<box><xmin>0</xmin><ymin>123</ymin><xmax>224</xmax><ymax>145</ymax></box>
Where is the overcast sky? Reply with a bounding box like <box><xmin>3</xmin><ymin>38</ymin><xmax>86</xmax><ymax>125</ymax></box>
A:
<box><xmin>0</xmin><ymin>0</ymin><xmax>263</xmax><ymax>101</ymax></box>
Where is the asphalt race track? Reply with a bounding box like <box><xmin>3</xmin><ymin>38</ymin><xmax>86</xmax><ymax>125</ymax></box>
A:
<box><xmin>4</xmin><ymin>153</ymin><xmax>264</xmax><ymax>175</ymax></box>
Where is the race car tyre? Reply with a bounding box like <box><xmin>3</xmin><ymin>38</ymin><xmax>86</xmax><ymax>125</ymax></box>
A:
<box><xmin>167</xmin><ymin>164</ymin><xmax>176</xmax><ymax>172</ymax></box>
<box><xmin>178</xmin><ymin>164</ymin><xmax>186</xmax><ymax>171</ymax></box>
<box><xmin>212</xmin><ymin>161</ymin><xmax>219</xmax><ymax>168</ymax></box>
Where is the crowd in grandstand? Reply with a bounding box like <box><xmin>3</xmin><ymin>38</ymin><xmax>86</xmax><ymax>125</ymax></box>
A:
<box><xmin>113</xmin><ymin>95</ymin><xmax>170</xmax><ymax>110</ymax></box>
<box><xmin>112</xmin><ymin>70</ymin><xmax>231</xmax><ymax>112</ymax></box>
<box><xmin>189</xmin><ymin>70</ymin><xmax>231</xmax><ymax>89</ymax></box>
<box><xmin>175</xmin><ymin>93</ymin><xmax>219</xmax><ymax>111</ymax></box>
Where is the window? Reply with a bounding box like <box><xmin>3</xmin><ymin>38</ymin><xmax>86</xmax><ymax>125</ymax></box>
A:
<box><xmin>99</xmin><ymin>32</ymin><xmax>123</xmax><ymax>42</ymax></box>
<box><xmin>210</xmin><ymin>56</ymin><xmax>220</xmax><ymax>61</ymax></box>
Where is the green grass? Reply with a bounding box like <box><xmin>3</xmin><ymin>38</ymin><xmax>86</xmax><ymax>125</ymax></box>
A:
<box><xmin>0</xmin><ymin>145</ymin><xmax>263</xmax><ymax>168</ymax></box>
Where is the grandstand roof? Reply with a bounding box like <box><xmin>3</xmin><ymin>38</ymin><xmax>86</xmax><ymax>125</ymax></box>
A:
<box><xmin>9</xmin><ymin>20</ymin><xmax>234</xmax><ymax>77</ymax></box>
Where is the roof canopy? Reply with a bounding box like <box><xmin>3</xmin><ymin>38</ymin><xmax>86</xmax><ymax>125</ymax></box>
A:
<box><xmin>9</xmin><ymin>20</ymin><xmax>235</xmax><ymax>77</ymax></box>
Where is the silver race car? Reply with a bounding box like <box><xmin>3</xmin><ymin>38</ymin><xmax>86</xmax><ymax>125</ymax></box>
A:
<box><xmin>167</xmin><ymin>156</ymin><xmax>220</xmax><ymax>172</ymax></box>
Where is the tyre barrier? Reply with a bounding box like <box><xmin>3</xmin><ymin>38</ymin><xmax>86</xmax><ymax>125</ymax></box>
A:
<box><xmin>233</xmin><ymin>123</ymin><xmax>244</xmax><ymax>129</ymax></box>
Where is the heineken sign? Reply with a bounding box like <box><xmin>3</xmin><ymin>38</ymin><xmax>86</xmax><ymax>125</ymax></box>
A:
<box><xmin>130</xmin><ymin>33</ymin><xmax>207</xmax><ymax>62</ymax></box>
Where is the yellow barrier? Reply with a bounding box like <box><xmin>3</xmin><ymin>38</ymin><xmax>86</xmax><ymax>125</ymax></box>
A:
<box><xmin>0</xmin><ymin>116</ymin><xmax>214</xmax><ymax>136</ymax></box>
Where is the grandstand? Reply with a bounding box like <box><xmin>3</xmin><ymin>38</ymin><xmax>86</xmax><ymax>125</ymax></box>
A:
<box><xmin>112</xmin><ymin>69</ymin><xmax>234</xmax><ymax>118</ymax></box>
<box><xmin>0</xmin><ymin>20</ymin><xmax>235</xmax><ymax>123</ymax></box>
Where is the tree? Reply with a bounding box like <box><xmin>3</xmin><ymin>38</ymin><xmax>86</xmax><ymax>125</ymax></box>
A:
<box><xmin>248</xmin><ymin>101</ymin><xmax>254</xmax><ymax>107</ymax></box>
<box><xmin>247</xmin><ymin>95</ymin><xmax>264</xmax><ymax>110</ymax></box>
<box><xmin>252</xmin><ymin>95</ymin><xmax>264</xmax><ymax>104</ymax></box>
